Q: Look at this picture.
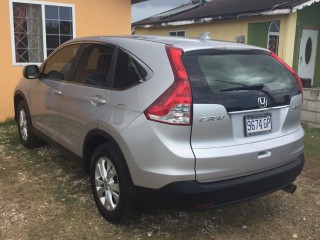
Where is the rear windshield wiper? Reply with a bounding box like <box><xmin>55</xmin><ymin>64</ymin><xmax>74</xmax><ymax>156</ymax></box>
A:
<box><xmin>220</xmin><ymin>84</ymin><xmax>265</xmax><ymax>92</ymax></box>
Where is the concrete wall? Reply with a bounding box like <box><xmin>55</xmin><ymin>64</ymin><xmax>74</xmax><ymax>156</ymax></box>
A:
<box><xmin>0</xmin><ymin>0</ymin><xmax>131</xmax><ymax>121</ymax></box>
<box><xmin>302</xmin><ymin>88</ymin><xmax>320</xmax><ymax>128</ymax></box>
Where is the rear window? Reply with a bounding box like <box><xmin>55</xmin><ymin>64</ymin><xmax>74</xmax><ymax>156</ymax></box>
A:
<box><xmin>183</xmin><ymin>52</ymin><xmax>298</xmax><ymax>98</ymax></box>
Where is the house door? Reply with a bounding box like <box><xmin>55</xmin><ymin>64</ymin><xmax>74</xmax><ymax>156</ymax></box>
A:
<box><xmin>298</xmin><ymin>29</ymin><xmax>319</xmax><ymax>85</ymax></box>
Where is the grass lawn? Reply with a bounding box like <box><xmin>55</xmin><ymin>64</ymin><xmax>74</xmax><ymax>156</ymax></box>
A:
<box><xmin>0</xmin><ymin>120</ymin><xmax>319</xmax><ymax>239</ymax></box>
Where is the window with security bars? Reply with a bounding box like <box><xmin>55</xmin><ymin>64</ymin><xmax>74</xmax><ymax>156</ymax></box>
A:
<box><xmin>267</xmin><ymin>20</ymin><xmax>280</xmax><ymax>55</ymax></box>
<box><xmin>13</xmin><ymin>3</ymin><xmax>43</xmax><ymax>63</ymax></box>
<box><xmin>12</xmin><ymin>1</ymin><xmax>74</xmax><ymax>64</ymax></box>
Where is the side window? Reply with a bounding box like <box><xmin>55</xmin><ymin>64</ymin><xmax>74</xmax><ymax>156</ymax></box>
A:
<box><xmin>42</xmin><ymin>44</ymin><xmax>80</xmax><ymax>81</ymax></box>
<box><xmin>113</xmin><ymin>49</ymin><xmax>147</xmax><ymax>89</ymax></box>
<box><xmin>74</xmin><ymin>44</ymin><xmax>114</xmax><ymax>87</ymax></box>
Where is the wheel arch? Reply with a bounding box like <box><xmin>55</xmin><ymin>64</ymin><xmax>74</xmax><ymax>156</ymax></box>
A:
<box><xmin>14</xmin><ymin>91</ymin><xmax>28</xmax><ymax>122</ymax></box>
<box><xmin>82</xmin><ymin>129</ymin><xmax>133</xmax><ymax>184</ymax></box>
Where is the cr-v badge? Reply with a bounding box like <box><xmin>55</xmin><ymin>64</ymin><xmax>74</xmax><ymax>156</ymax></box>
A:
<box><xmin>258</xmin><ymin>97</ymin><xmax>268</xmax><ymax>108</ymax></box>
<box><xmin>199</xmin><ymin>116</ymin><xmax>225</xmax><ymax>122</ymax></box>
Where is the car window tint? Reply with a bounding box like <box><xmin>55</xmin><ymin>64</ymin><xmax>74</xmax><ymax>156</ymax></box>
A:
<box><xmin>42</xmin><ymin>44</ymin><xmax>80</xmax><ymax>81</ymax></box>
<box><xmin>74</xmin><ymin>44</ymin><xmax>114</xmax><ymax>87</ymax></box>
<box><xmin>197</xmin><ymin>54</ymin><xmax>295</xmax><ymax>92</ymax></box>
<box><xmin>113</xmin><ymin>49</ymin><xmax>147</xmax><ymax>89</ymax></box>
<box><xmin>183</xmin><ymin>53</ymin><xmax>297</xmax><ymax>98</ymax></box>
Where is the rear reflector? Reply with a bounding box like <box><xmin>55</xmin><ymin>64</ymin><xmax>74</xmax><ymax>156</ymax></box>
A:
<box><xmin>270</xmin><ymin>51</ymin><xmax>303</xmax><ymax>95</ymax></box>
<box><xmin>144</xmin><ymin>46</ymin><xmax>192</xmax><ymax>125</ymax></box>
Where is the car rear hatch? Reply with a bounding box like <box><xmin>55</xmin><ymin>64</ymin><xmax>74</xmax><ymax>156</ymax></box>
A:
<box><xmin>182</xmin><ymin>49</ymin><xmax>304</xmax><ymax>183</ymax></box>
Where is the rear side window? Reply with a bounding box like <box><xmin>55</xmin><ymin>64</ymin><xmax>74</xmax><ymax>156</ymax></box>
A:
<box><xmin>113</xmin><ymin>49</ymin><xmax>147</xmax><ymax>89</ymax></box>
<box><xmin>42</xmin><ymin>44</ymin><xmax>80</xmax><ymax>81</ymax></box>
<box><xmin>74</xmin><ymin>44</ymin><xmax>114</xmax><ymax>87</ymax></box>
<box><xmin>183</xmin><ymin>52</ymin><xmax>298</xmax><ymax>97</ymax></box>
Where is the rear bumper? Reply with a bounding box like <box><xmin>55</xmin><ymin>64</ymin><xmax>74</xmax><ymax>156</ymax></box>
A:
<box><xmin>133</xmin><ymin>154</ymin><xmax>304</xmax><ymax>209</ymax></box>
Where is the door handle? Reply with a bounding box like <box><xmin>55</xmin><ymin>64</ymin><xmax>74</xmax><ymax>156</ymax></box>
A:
<box><xmin>52</xmin><ymin>89</ymin><xmax>62</xmax><ymax>95</ymax></box>
<box><xmin>91</xmin><ymin>96</ymin><xmax>106</xmax><ymax>105</ymax></box>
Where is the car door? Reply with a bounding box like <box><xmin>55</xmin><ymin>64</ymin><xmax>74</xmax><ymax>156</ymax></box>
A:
<box><xmin>29</xmin><ymin>43</ymin><xmax>81</xmax><ymax>143</ymax></box>
<box><xmin>59</xmin><ymin>43</ymin><xmax>115</xmax><ymax>156</ymax></box>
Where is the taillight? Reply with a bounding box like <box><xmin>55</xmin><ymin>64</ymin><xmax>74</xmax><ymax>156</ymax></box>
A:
<box><xmin>270</xmin><ymin>51</ymin><xmax>303</xmax><ymax>95</ymax></box>
<box><xmin>144</xmin><ymin>46</ymin><xmax>192</xmax><ymax>125</ymax></box>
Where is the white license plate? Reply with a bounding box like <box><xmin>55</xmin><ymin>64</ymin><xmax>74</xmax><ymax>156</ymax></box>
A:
<box><xmin>244</xmin><ymin>113</ymin><xmax>272</xmax><ymax>137</ymax></box>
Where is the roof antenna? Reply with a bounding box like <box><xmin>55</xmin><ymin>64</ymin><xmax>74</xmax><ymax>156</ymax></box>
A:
<box><xmin>199</xmin><ymin>32</ymin><xmax>211</xmax><ymax>41</ymax></box>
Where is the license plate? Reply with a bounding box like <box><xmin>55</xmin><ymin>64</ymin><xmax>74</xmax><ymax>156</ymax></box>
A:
<box><xmin>244</xmin><ymin>113</ymin><xmax>272</xmax><ymax>137</ymax></box>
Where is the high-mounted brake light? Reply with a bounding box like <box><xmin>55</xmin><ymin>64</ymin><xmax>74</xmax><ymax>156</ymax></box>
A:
<box><xmin>144</xmin><ymin>46</ymin><xmax>192</xmax><ymax>125</ymax></box>
<box><xmin>270</xmin><ymin>51</ymin><xmax>303</xmax><ymax>95</ymax></box>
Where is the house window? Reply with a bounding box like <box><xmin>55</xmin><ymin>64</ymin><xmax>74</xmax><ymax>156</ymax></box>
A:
<box><xmin>45</xmin><ymin>6</ymin><xmax>73</xmax><ymax>56</ymax></box>
<box><xmin>11</xmin><ymin>1</ymin><xmax>75</xmax><ymax>65</ymax></box>
<box><xmin>169</xmin><ymin>30</ymin><xmax>186</xmax><ymax>37</ymax></box>
<box><xmin>267</xmin><ymin>20</ymin><xmax>280</xmax><ymax>55</ymax></box>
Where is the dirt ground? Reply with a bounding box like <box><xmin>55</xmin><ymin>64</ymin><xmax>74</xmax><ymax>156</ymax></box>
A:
<box><xmin>0</xmin><ymin>121</ymin><xmax>319</xmax><ymax>239</ymax></box>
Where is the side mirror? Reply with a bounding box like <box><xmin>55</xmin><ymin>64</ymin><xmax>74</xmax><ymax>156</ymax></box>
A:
<box><xmin>23</xmin><ymin>65</ymin><xmax>40</xmax><ymax>79</ymax></box>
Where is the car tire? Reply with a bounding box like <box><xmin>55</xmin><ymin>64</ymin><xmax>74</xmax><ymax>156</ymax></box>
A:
<box><xmin>17</xmin><ymin>101</ymin><xmax>43</xmax><ymax>148</ymax></box>
<box><xmin>90</xmin><ymin>143</ymin><xmax>134</xmax><ymax>223</ymax></box>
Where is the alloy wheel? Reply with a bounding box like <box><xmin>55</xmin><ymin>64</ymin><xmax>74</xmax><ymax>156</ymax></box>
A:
<box><xmin>95</xmin><ymin>157</ymin><xmax>120</xmax><ymax>211</ymax></box>
<box><xmin>19</xmin><ymin>108</ymin><xmax>28</xmax><ymax>141</ymax></box>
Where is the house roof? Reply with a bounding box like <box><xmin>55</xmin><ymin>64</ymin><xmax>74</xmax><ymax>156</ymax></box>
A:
<box><xmin>292</xmin><ymin>0</ymin><xmax>320</xmax><ymax>11</ymax></box>
<box><xmin>132</xmin><ymin>0</ymin><xmax>315</xmax><ymax>26</ymax></box>
<box><xmin>292</xmin><ymin>0</ymin><xmax>314</xmax><ymax>6</ymax></box>
<box><xmin>131</xmin><ymin>0</ymin><xmax>147</xmax><ymax>4</ymax></box>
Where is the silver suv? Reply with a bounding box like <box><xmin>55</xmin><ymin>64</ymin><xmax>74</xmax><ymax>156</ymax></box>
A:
<box><xmin>14</xmin><ymin>35</ymin><xmax>304</xmax><ymax>222</ymax></box>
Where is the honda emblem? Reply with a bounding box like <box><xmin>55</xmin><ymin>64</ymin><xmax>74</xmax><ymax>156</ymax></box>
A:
<box><xmin>258</xmin><ymin>97</ymin><xmax>268</xmax><ymax>108</ymax></box>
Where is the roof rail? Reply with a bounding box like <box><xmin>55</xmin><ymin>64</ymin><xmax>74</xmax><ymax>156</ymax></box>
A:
<box><xmin>199</xmin><ymin>32</ymin><xmax>211</xmax><ymax>41</ymax></box>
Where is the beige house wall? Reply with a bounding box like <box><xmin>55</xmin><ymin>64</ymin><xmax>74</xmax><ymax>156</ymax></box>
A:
<box><xmin>135</xmin><ymin>13</ymin><xmax>297</xmax><ymax>66</ymax></box>
<box><xmin>0</xmin><ymin>0</ymin><xmax>131</xmax><ymax>121</ymax></box>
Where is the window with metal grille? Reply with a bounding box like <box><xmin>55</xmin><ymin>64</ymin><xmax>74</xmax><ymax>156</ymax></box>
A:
<box><xmin>267</xmin><ymin>20</ymin><xmax>280</xmax><ymax>55</ymax></box>
<box><xmin>11</xmin><ymin>1</ymin><xmax>75</xmax><ymax>65</ymax></box>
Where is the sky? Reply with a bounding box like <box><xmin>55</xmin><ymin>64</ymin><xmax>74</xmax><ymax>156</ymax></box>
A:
<box><xmin>132</xmin><ymin>0</ymin><xmax>190</xmax><ymax>23</ymax></box>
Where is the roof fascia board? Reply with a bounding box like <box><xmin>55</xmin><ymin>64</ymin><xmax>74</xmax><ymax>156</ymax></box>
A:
<box><xmin>292</xmin><ymin>0</ymin><xmax>320</xmax><ymax>12</ymax></box>
<box><xmin>259</xmin><ymin>9</ymin><xmax>292</xmax><ymax>15</ymax></box>
<box><xmin>135</xmin><ymin>9</ymin><xmax>291</xmax><ymax>28</ymax></box>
